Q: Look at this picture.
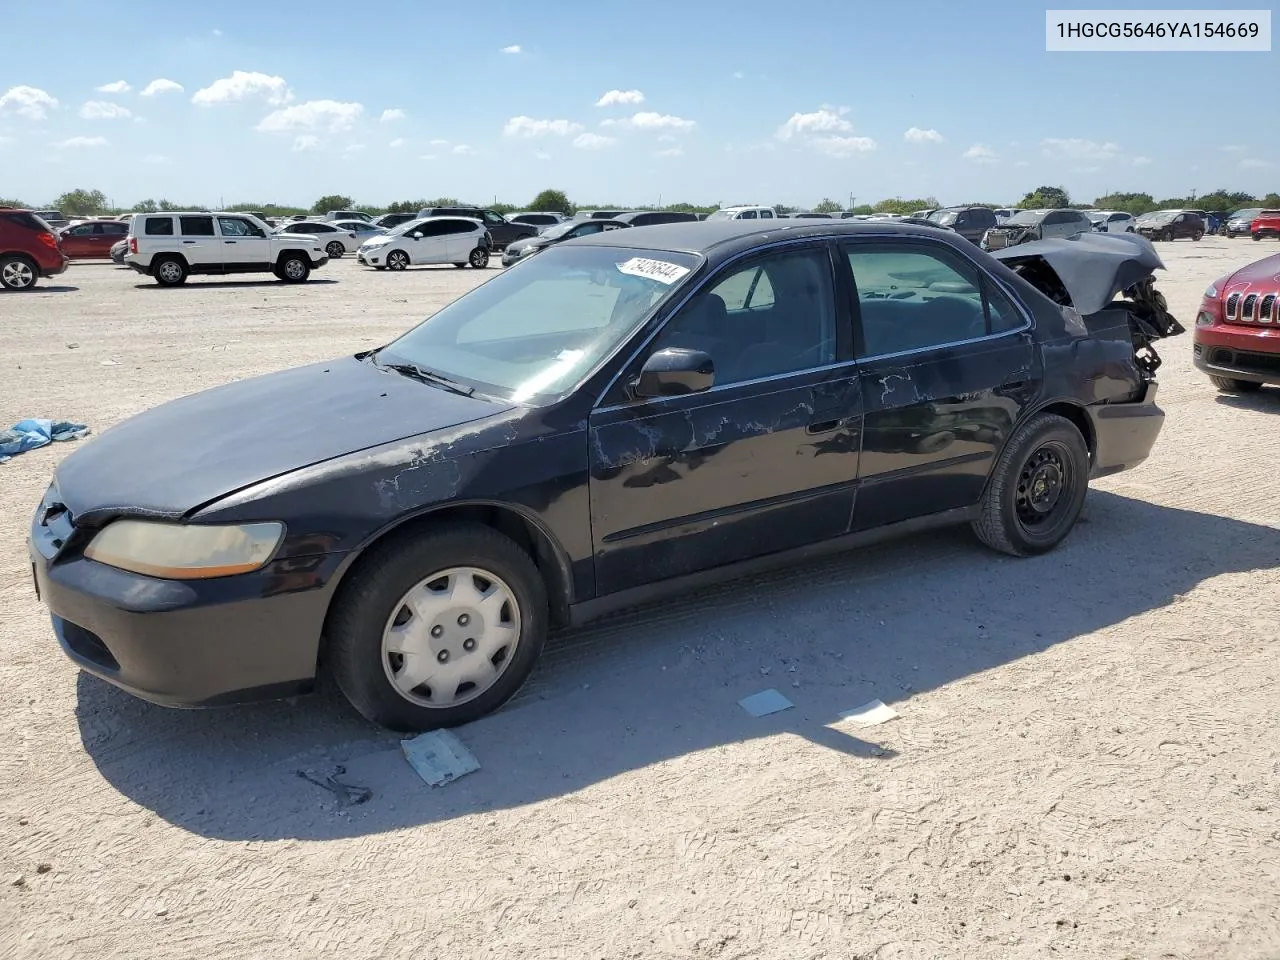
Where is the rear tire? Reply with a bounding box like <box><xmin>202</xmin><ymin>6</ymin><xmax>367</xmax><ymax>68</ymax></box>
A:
<box><xmin>1209</xmin><ymin>375</ymin><xmax>1262</xmax><ymax>393</ymax></box>
<box><xmin>152</xmin><ymin>256</ymin><xmax>188</xmax><ymax>287</ymax></box>
<box><xmin>327</xmin><ymin>523</ymin><xmax>549</xmax><ymax>731</ymax></box>
<box><xmin>0</xmin><ymin>255</ymin><xmax>39</xmax><ymax>290</ymax></box>
<box><xmin>972</xmin><ymin>413</ymin><xmax>1089</xmax><ymax>557</ymax></box>
<box><xmin>325</xmin><ymin>240</ymin><xmax>345</xmax><ymax>258</ymax></box>
<box><xmin>278</xmin><ymin>254</ymin><xmax>310</xmax><ymax>283</ymax></box>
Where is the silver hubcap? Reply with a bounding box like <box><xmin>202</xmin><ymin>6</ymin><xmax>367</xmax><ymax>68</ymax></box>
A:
<box><xmin>471</xmin><ymin>250</ymin><xmax>487</xmax><ymax>266</ymax></box>
<box><xmin>284</xmin><ymin>259</ymin><xmax>305</xmax><ymax>279</ymax></box>
<box><xmin>389</xmin><ymin>252</ymin><xmax>407</xmax><ymax>269</ymax></box>
<box><xmin>2</xmin><ymin>261</ymin><xmax>34</xmax><ymax>287</ymax></box>
<box><xmin>381</xmin><ymin>567</ymin><xmax>520</xmax><ymax>708</ymax></box>
<box><xmin>327</xmin><ymin>242</ymin><xmax>342</xmax><ymax>256</ymax></box>
<box><xmin>158</xmin><ymin>262</ymin><xmax>181</xmax><ymax>283</ymax></box>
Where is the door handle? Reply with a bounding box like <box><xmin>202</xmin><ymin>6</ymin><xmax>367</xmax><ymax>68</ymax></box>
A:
<box><xmin>806</xmin><ymin>418</ymin><xmax>845</xmax><ymax>435</ymax></box>
<box><xmin>224</xmin><ymin>240</ymin><xmax>236</xmax><ymax>244</ymax></box>
<box><xmin>182</xmin><ymin>240</ymin><xmax>196</xmax><ymax>244</ymax></box>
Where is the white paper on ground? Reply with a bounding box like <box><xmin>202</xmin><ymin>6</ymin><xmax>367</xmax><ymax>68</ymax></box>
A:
<box><xmin>401</xmin><ymin>729</ymin><xmax>480</xmax><ymax>786</ymax></box>
<box><xmin>834</xmin><ymin>699</ymin><xmax>899</xmax><ymax>728</ymax></box>
<box><xmin>738</xmin><ymin>688</ymin><xmax>795</xmax><ymax>717</ymax></box>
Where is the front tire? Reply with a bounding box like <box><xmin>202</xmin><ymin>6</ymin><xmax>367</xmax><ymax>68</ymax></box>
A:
<box><xmin>325</xmin><ymin>240</ymin><xmax>345</xmax><ymax>258</ymax></box>
<box><xmin>1209</xmin><ymin>375</ymin><xmax>1262</xmax><ymax>393</ymax></box>
<box><xmin>972</xmin><ymin>413</ymin><xmax>1089</xmax><ymax>557</ymax></box>
<box><xmin>469</xmin><ymin>247</ymin><xmax>490</xmax><ymax>269</ymax></box>
<box><xmin>386</xmin><ymin>250</ymin><xmax>410</xmax><ymax>271</ymax></box>
<box><xmin>278</xmin><ymin>254</ymin><xmax>310</xmax><ymax>282</ymax></box>
<box><xmin>1192</xmin><ymin>230</ymin><xmax>1203</xmax><ymax>241</ymax></box>
<box><xmin>0</xmin><ymin>255</ymin><xmax>39</xmax><ymax>290</ymax></box>
<box><xmin>1162</xmin><ymin>230</ymin><xmax>1174</xmax><ymax>242</ymax></box>
<box><xmin>328</xmin><ymin>523</ymin><xmax>549</xmax><ymax>731</ymax></box>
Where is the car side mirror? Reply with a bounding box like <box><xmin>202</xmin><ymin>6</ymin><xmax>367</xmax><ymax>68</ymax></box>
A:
<box><xmin>632</xmin><ymin>348</ymin><xmax>715</xmax><ymax>399</ymax></box>
<box><xmin>410</xmin><ymin>232</ymin><xmax>423</xmax><ymax>240</ymax></box>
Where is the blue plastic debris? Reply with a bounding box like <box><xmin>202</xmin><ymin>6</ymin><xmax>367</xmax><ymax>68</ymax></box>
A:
<box><xmin>401</xmin><ymin>729</ymin><xmax>480</xmax><ymax>786</ymax></box>
<box><xmin>0</xmin><ymin>419</ymin><xmax>90</xmax><ymax>464</ymax></box>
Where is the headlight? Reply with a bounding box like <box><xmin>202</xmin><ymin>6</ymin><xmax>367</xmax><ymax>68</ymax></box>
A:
<box><xmin>1204</xmin><ymin>283</ymin><xmax>1218</xmax><ymax>298</ymax></box>
<box><xmin>84</xmin><ymin>520</ymin><xmax>284</xmax><ymax>579</ymax></box>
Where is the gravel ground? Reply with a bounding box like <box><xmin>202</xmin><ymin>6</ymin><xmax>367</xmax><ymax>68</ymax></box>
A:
<box><xmin>1</xmin><ymin>242</ymin><xmax>1278</xmax><ymax>960</ymax></box>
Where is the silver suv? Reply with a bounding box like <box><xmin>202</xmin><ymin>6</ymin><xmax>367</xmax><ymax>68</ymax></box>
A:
<box><xmin>980</xmin><ymin>208</ymin><xmax>1092</xmax><ymax>251</ymax></box>
<box><xmin>125</xmin><ymin>212</ymin><xmax>329</xmax><ymax>286</ymax></box>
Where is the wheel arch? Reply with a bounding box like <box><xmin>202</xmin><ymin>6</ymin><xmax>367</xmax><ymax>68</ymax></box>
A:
<box><xmin>320</xmin><ymin>500</ymin><xmax>576</xmax><ymax>660</ymax></box>
<box><xmin>150</xmin><ymin>251</ymin><xmax>189</xmax><ymax>271</ymax></box>
<box><xmin>274</xmin><ymin>247</ymin><xmax>313</xmax><ymax>267</ymax></box>
<box><xmin>988</xmin><ymin>399</ymin><xmax>1096</xmax><ymax>487</ymax></box>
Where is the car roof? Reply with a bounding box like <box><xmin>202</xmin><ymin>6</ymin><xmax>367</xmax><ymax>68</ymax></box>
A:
<box><xmin>568</xmin><ymin>218</ymin><xmax>984</xmax><ymax>261</ymax></box>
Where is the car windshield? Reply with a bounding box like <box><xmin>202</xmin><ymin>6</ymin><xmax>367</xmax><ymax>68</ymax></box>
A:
<box><xmin>928</xmin><ymin>210</ymin><xmax>957</xmax><ymax>225</ymax></box>
<box><xmin>1230</xmin><ymin>208</ymin><xmax>1263</xmax><ymax>220</ymax></box>
<box><xmin>705</xmin><ymin>210</ymin><xmax>733</xmax><ymax>220</ymax></box>
<box><xmin>375</xmin><ymin>245</ymin><xmax>702</xmax><ymax>405</ymax></box>
<box><xmin>1008</xmin><ymin>210</ymin><xmax>1043</xmax><ymax>225</ymax></box>
<box><xmin>1088</xmin><ymin>212</ymin><xmax>1108</xmax><ymax>222</ymax></box>
<box><xmin>387</xmin><ymin>218</ymin><xmax>429</xmax><ymax>236</ymax></box>
<box><xmin>537</xmin><ymin>221</ymin><xmax>579</xmax><ymax>241</ymax></box>
<box><xmin>1140</xmin><ymin>211</ymin><xmax>1176</xmax><ymax>223</ymax></box>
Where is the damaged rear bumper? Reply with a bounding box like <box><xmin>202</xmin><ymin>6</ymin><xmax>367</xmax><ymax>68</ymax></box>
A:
<box><xmin>1086</xmin><ymin>381</ymin><xmax>1165</xmax><ymax>478</ymax></box>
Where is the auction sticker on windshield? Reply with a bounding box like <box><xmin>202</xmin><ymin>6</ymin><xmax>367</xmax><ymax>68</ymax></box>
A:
<box><xmin>617</xmin><ymin>257</ymin><xmax>691</xmax><ymax>285</ymax></box>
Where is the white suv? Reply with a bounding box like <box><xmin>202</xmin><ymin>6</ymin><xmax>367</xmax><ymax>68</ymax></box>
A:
<box><xmin>125</xmin><ymin>212</ymin><xmax>329</xmax><ymax>286</ymax></box>
<box><xmin>705</xmin><ymin>205</ymin><xmax>779</xmax><ymax>221</ymax></box>
<box><xmin>356</xmin><ymin>217</ymin><xmax>491</xmax><ymax>271</ymax></box>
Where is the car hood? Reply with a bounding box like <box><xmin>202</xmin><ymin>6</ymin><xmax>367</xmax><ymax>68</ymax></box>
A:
<box><xmin>508</xmin><ymin>236</ymin><xmax>552</xmax><ymax>253</ymax></box>
<box><xmin>991</xmin><ymin>232</ymin><xmax>1164</xmax><ymax>315</ymax></box>
<box><xmin>1224</xmin><ymin>252</ymin><xmax>1280</xmax><ymax>289</ymax></box>
<box><xmin>54</xmin><ymin>356</ymin><xmax>513</xmax><ymax>523</ymax></box>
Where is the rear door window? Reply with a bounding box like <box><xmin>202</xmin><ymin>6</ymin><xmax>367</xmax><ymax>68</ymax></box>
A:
<box><xmin>144</xmin><ymin>217</ymin><xmax>175</xmax><ymax>236</ymax></box>
<box><xmin>179</xmin><ymin>216</ymin><xmax>215</xmax><ymax>236</ymax></box>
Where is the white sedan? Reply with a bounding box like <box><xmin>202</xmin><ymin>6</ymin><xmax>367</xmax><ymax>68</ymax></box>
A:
<box><xmin>356</xmin><ymin>217</ymin><xmax>492</xmax><ymax>271</ymax></box>
<box><xmin>331</xmin><ymin>219</ymin><xmax>387</xmax><ymax>244</ymax></box>
<box><xmin>274</xmin><ymin>220</ymin><xmax>360</xmax><ymax>258</ymax></box>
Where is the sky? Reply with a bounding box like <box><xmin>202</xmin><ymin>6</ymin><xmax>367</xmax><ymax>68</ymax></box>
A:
<box><xmin>1</xmin><ymin>0</ymin><xmax>1275</xmax><ymax>210</ymax></box>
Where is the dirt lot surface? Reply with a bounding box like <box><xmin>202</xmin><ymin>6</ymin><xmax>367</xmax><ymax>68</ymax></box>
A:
<box><xmin>2</xmin><ymin>242</ymin><xmax>1278</xmax><ymax>960</ymax></box>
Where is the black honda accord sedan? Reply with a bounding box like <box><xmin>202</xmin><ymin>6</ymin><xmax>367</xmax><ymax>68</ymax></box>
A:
<box><xmin>30</xmin><ymin>221</ymin><xmax>1181</xmax><ymax>730</ymax></box>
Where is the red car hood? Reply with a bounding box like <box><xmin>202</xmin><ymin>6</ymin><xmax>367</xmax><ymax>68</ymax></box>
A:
<box><xmin>1225</xmin><ymin>253</ymin><xmax>1280</xmax><ymax>293</ymax></box>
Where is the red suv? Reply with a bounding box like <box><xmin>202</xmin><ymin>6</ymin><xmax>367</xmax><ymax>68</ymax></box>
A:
<box><xmin>0</xmin><ymin>208</ymin><xmax>68</xmax><ymax>290</ymax></box>
<box><xmin>1194</xmin><ymin>250</ymin><xmax>1280</xmax><ymax>392</ymax></box>
<box><xmin>1250</xmin><ymin>210</ymin><xmax>1280</xmax><ymax>241</ymax></box>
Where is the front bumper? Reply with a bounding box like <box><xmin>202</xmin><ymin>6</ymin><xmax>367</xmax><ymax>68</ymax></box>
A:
<box><xmin>30</xmin><ymin>499</ymin><xmax>341</xmax><ymax>707</ymax></box>
<box><xmin>501</xmin><ymin>248</ymin><xmax>527</xmax><ymax>267</ymax></box>
<box><xmin>311</xmin><ymin>254</ymin><xmax>330</xmax><ymax>269</ymax></box>
<box><xmin>357</xmin><ymin>249</ymin><xmax>385</xmax><ymax>266</ymax></box>
<box><xmin>1194</xmin><ymin>322</ymin><xmax>1280</xmax><ymax>385</ymax></box>
<box><xmin>1085</xmin><ymin>381</ymin><xmax>1166</xmax><ymax>479</ymax></box>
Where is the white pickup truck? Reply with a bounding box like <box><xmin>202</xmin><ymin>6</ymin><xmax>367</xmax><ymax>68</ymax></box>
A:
<box><xmin>124</xmin><ymin>212</ymin><xmax>329</xmax><ymax>286</ymax></box>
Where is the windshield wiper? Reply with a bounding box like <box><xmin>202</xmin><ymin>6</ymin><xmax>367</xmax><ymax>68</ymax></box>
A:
<box><xmin>377</xmin><ymin>360</ymin><xmax>475</xmax><ymax>397</ymax></box>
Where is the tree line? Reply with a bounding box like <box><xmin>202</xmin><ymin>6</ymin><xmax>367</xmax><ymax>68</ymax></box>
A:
<box><xmin>5</xmin><ymin>185</ymin><xmax>1278</xmax><ymax>220</ymax></box>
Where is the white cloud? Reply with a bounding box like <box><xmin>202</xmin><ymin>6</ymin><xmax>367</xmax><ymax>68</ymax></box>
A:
<box><xmin>656</xmin><ymin>147</ymin><xmax>683</xmax><ymax>158</ymax></box>
<box><xmin>292</xmin><ymin>135</ymin><xmax>319</xmax><ymax>152</ymax></box>
<box><xmin>96</xmin><ymin>80</ymin><xmax>131</xmax><ymax>94</ymax></box>
<box><xmin>573</xmin><ymin>132</ymin><xmax>616</xmax><ymax>150</ymax></box>
<box><xmin>344</xmin><ymin>143</ymin><xmax>366</xmax><ymax>153</ymax></box>
<box><xmin>1241</xmin><ymin>158</ymin><xmax>1272</xmax><ymax>169</ymax></box>
<box><xmin>0</xmin><ymin>85</ymin><xmax>58</xmax><ymax>120</ymax></box>
<box><xmin>212</xmin><ymin>28</ymin><xmax>223</xmax><ymax>37</ymax></box>
<box><xmin>776</xmin><ymin>106</ymin><xmax>850</xmax><ymax>140</ymax></box>
<box><xmin>379</xmin><ymin>108</ymin><xmax>405</xmax><ymax>122</ymax></box>
<box><xmin>140</xmin><ymin>78</ymin><xmax>184</xmax><ymax>97</ymax></box>
<box><xmin>904</xmin><ymin>126</ymin><xmax>943</xmax><ymax>143</ymax></box>
<box><xmin>595</xmin><ymin>89</ymin><xmax>645</xmax><ymax>107</ymax></box>
<box><xmin>429</xmin><ymin>138</ymin><xmax>449</xmax><ymax>146</ymax></box>
<box><xmin>813</xmin><ymin>136</ymin><xmax>877</xmax><ymax>158</ymax></box>
<box><xmin>963</xmin><ymin>143</ymin><xmax>998</xmax><ymax>162</ymax></box>
<box><xmin>388</xmin><ymin>137</ymin><xmax>405</xmax><ymax>148</ymax></box>
<box><xmin>501</xmin><ymin>44</ymin><xmax>521</xmax><ymax>54</ymax></box>
<box><xmin>627</xmin><ymin>111</ymin><xmax>695</xmax><ymax>131</ymax></box>
<box><xmin>503</xmin><ymin>116</ymin><xmax>583</xmax><ymax>137</ymax></box>
<box><xmin>192</xmin><ymin>71</ymin><xmax>292</xmax><ymax>106</ymax></box>
<box><xmin>257</xmin><ymin>100</ymin><xmax>363</xmax><ymax>133</ymax></box>
<box><xmin>1131</xmin><ymin>156</ymin><xmax>1152</xmax><ymax>166</ymax></box>
<box><xmin>1220</xmin><ymin>144</ymin><xmax>1246</xmax><ymax>153</ymax></box>
<box><xmin>79</xmin><ymin>100</ymin><xmax>132</xmax><ymax>120</ymax></box>
<box><xmin>0</xmin><ymin>135</ymin><xmax>11</xmax><ymax>146</ymax></box>
<box><xmin>142</xmin><ymin>154</ymin><xmax>168</xmax><ymax>163</ymax></box>
<box><xmin>57</xmin><ymin>136</ymin><xmax>108</xmax><ymax>149</ymax></box>
<box><xmin>1040</xmin><ymin>137</ymin><xmax>1120</xmax><ymax>161</ymax></box>
<box><xmin>732</xmin><ymin>71</ymin><xmax>745</xmax><ymax>79</ymax></box>
<box><xmin>452</xmin><ymin>143</ymin><xmax>473</xmax><ymax>155</ymax></box>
